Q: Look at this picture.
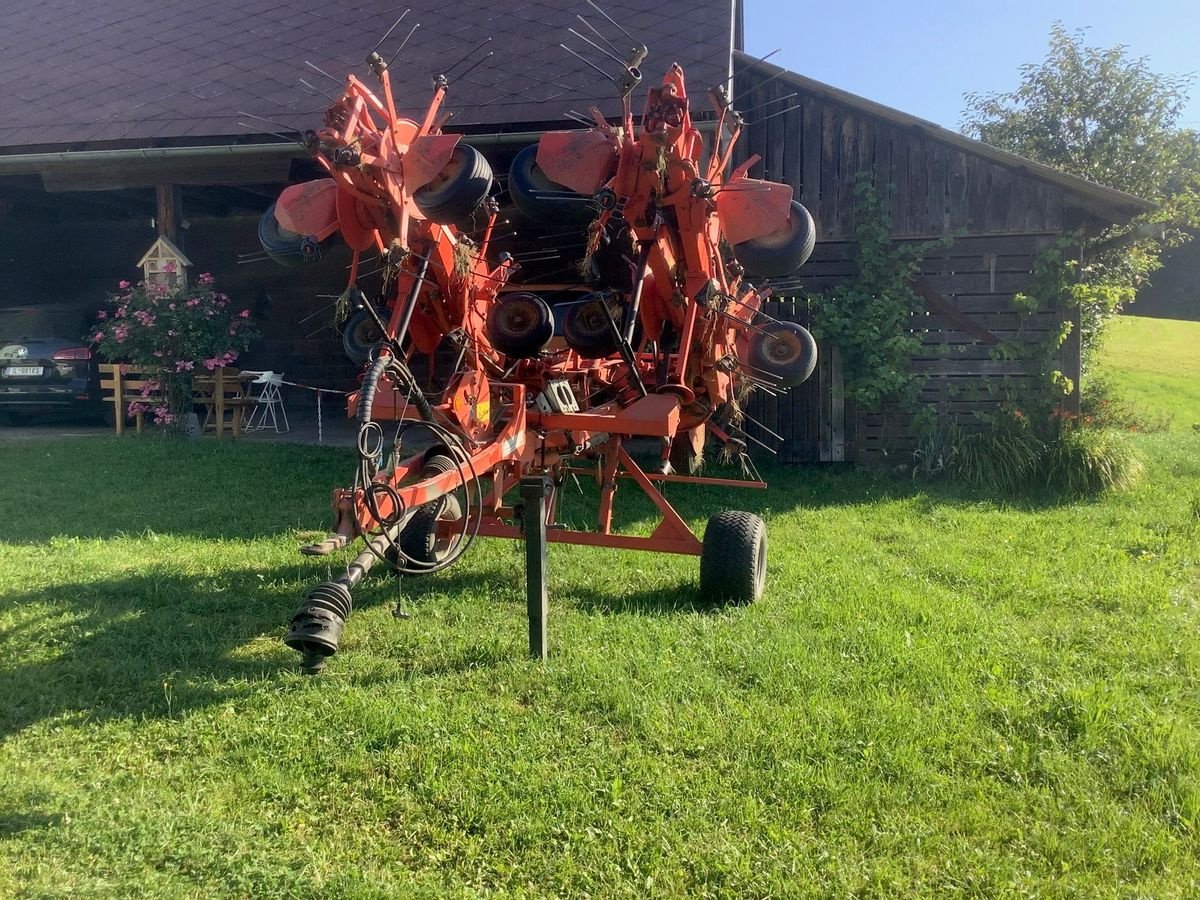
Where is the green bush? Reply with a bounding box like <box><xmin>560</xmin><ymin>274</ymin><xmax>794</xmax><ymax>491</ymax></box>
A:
<box><xmin>909</xmin><ymin>407</ymin><xmax>1146</xmax><ymax>496</ymax></box>
<box><xmin>1039</xmin><ymin>425</ymin><xmax>1145</xmax><ymax>495</ymax></box>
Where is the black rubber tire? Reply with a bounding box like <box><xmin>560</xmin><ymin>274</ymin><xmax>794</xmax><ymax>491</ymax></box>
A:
<box><xmin>394</xmin><ymin>492</ymin><xmax>464</xmax><ymax>569</ymax></box>
<box><xmin>699</xmin><ymin>511</ymin><xmax>767</xmax><ymax>605</ymax></box>
<box><xmin>258</xmin><ymin>203</ymin><xmax>324</xmax><ymax>267</ymax></box>
<box><xmin>669</xmin><ymin>432</ymin><xmax>704</xmax><ymax>475</ymax></box>
<box><xmin>507</xmin><ymin>144</ymin><xmax>594</xmax><ymax>226</ymax></box>
<box><xmin>413</xmin><ymin>144</ymin><xmax>494</xmax><ymax>225</ymax></box>
<box><xmin>486</xmin><ymin>293</ymin><xmax>554</xmax><ymax>358</ymax></box>
<box><xmin>562</xmin><ymin>293</ymin><xmax>621</xmax><ymax>357</ymax></box>
<box><xmin>747</xmin><ymin>321</ymin><xmax>818</xmax><ymax>388</ymax></box>
<box><xmin>342</xmin><ymin>308</ymin><xmax>384</xmax><ymax>365</ymax></box>
<box><xmin>388</xmin><ymin>455</ymin><xmax>464</xmax><ymax>573</ymax></box>
<box><xmin>733</xmin><ymin>200</ymin><xmax>816</xmax><ymax>277</ymax></box>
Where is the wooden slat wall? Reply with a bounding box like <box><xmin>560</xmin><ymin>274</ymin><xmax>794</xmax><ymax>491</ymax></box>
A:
<box><xmin>730</xmin><ymin>66</ymin><xmax>1075</xmax><ymax>465</ymax></box>
<box><xmin>733</xmin><ymin>69</ymin><xmax>1067</xmax><ymax>240</ymax></box>
<box><xmin>754</xmin><ymin>235</ymin><xmax>1075</xmax><ymax>465</ymax></box>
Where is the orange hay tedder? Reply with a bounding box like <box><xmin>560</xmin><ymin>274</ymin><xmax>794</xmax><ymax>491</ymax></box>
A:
<box><xmin>264</xmin><ymin>7</ymin><xmax>818</xmax><ymax>671</ymax></box>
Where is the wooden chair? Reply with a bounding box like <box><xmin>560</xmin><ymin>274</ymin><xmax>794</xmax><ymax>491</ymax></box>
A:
<box><xmin>98</xmin><ymin>364</ymin><xmax>164</xmax><ymax>434</ymax></box>
<box><xmin>193</xmin><ymin>367</ymin><xmax>250</xmax><ymax>438</ymax></box>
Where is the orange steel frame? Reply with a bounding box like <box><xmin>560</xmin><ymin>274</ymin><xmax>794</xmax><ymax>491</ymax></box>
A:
<box><xmin>280</xmin><ymin>51</ymin><xmax>794</xmax><ymax>562</ymax></box>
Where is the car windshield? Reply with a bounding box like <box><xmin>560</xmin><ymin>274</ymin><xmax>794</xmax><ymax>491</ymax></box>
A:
<box><xmin>0</xmin><ymin>305</ymin><xmax>95</xmax><ymax>342</ymax></box>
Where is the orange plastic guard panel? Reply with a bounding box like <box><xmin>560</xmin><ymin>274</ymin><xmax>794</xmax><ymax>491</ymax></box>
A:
<box><xmin>531</xmin><ymin>393</ymin><xmax>681</xmax><ymax>438</ymax></box>
<box><xmin>536</xmin><ymin>130</ymin><xmax>618</xmax><ymax>195</ymax></box>
<box><xmin>275</xmin><ymin>180</ymin><xmax>339</xmax><ymax>238</ymax></box>
<box><xmin>403</xmin><ymin>133</ymin><xmax>461</xmax><ymax>193</ymax></box>
<box><xmin>714</xmin><ymin>178</ymin><xmax>793</xmax><ymax>246</ymax></box>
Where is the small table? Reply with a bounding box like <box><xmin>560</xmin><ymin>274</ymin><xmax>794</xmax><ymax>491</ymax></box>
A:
<box><xmin>193</xmin><ymin>367</ymin><xmax>248</xmax><ymax>438</ymax></box>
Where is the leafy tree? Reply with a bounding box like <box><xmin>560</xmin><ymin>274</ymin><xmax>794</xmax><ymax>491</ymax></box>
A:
<box><xmin>962</xmin><ymin>24</ymin><xmax>1199</xmax><ymax>363</ymax></box>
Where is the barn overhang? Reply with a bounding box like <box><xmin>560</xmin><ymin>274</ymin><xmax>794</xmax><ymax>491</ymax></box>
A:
<box><xmin>0</xmin><ymin>128</ymin><xmax>576</xmax><ymax>195</ymax></box>
<box><xmin>733</xmin><ymin>51</ymin><xmax>1154</xmax><ymax>227</ymax></box>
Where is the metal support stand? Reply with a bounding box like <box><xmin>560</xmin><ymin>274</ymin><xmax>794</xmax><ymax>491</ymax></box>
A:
<box><xmin>520</xmin><ymin>475</ymin><xmax>550</xmax><ymax>660</ymax></box>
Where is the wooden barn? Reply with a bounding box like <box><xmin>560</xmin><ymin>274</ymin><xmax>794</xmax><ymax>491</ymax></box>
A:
<box><xmin>0</xmin><ymin>1</ymin><xmax>1152</xmax><ymax>461</ymax></box>
<box><xmin>732</xmin><ymin>52</ymin><xmax>1152</xmax><ymax>465</ymax></box>
<box><xmin>0</xmin><ymin>0</ymin><xmax>736</xmax><ymax>393</ymax></box>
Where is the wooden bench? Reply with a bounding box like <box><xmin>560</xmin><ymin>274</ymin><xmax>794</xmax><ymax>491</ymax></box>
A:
<box><xmin>99</xmin><ymin>363</ymin><xmax>165</xmax><ymax>435</ymax></box>
<box><xmin>100</xmin><ymin>364</ymin><xmax>250</xmax><ymax>437</ymax></box>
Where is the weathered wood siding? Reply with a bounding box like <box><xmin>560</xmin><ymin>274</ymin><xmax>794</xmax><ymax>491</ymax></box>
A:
<box><xmin>748</xmin><ymin>236</ymin><xmax>1071</xmax><ymax>465</ymax></box>
<box><xmin>733</xmin><ymin>68</ymin><xmax>1067</xmax><ymax>240</ymax></box>
<box><xmin>733</xmin><ymin>64</ymin><xmax>1078</xmax><ymax>465</ymax></box>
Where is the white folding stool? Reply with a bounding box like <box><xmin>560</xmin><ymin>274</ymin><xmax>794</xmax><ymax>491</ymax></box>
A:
<box><xmin>242</xmin><ymin>371</ymin><xmax>290</xmax><ymax>433</ymax></box>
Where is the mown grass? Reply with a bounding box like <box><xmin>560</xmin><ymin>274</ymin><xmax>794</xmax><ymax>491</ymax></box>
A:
<box><xmin>1095</xmin><ymin>315</ymin><xmax>1200</xmax><ymax>431</ymax></box>
<box><xmin>2</xmin><ymin>393</ymin><xmax>1200</xmax><ymax>893</ymax></box>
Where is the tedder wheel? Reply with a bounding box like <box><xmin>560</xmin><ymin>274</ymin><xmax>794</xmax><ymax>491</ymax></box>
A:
<box><xmin>413</xmin><ymin>144</ymin><xmax>494</xmax><ymax>225</ymax></box>
<box><xmin>257</xmin><ymin>202</ymin><xmax>325</xmax><ymax>267</ymax></box>
<box><xmin>733</xmin><ymin>200</ymin><xmax>816</xmax><ymax>277</ymax></box>
<box><xmin>507</xmin><ymin>144</ymin><xmax>594</xmax><ymax>226</ymax></box>
<box><xmin>388</xmin><ymin>454</ymin><xmax>465</xmax><ymax>573</ymax></box>
<box><xmin>391</xmin><ymin>493</ymin><xmax>464</xmax><ymax>569</ymax></box>
<box><xmin>699</xmin><ymin>511</ymin><xmax>767</xmax><ymax>605</ymax></box>
<box><xmin>342</xmin><ymin>308</ymin><xmax>384</xmax><ymax>365</ymax></box>
<box><xmin>669</xmin><ymin>429</ymin><xmax>705</xmax><ymax>475</ymax></box>
<box><xmin>747</xmin><ymin>320</ymin><xmax>818</xmax><ymax>388</ymax></box>
<box><xmin>562</xmin><ymin>293</ymin><xmax>621</xmax><ymax>357</ymax></box>
<box><xmin>486</xmin><ymin>292</ymin><xmax>554</xmax><ymax>358</ymax></box>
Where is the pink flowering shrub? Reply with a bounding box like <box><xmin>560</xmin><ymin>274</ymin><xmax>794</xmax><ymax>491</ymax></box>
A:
<box><xmin>91</xmin><ymin>275</ymin><xmax>259</xmax><ymax>425</ymax></box>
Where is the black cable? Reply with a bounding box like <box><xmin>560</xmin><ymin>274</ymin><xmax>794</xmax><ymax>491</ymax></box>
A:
<box><xmin>352</xmin><ymin>354</ymin><xmax>487</xmax><ymax>576</ymax></box>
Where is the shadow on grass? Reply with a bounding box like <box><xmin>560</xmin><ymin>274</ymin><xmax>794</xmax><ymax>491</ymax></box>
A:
<box><xmin>567</xmin><ymin>582</ymin><xmax>715</xmax><ymax>617</ymax></box>
<box><xmin>617</xmin><ymin>449</ymin><xmax>1079</xmax><ymax>519</ymax></box>
<box><xmin>0</xmin><ymin>436</ymin><xmax>353</xmax><ymax>545</ymax></box>
<box><xmin>0</xmin><ymin>560</ymin><xmax>504</xmax><ymax>739</ymax></box>
<box><xmin>0</xmin><ymin>810</ymin><xmax>63</xmax><ymax>838</ymax></box>
<box><xmin>1</xmin><ymin>438</ymin><xmax>1085</xmax><ymax>549</ymax></box>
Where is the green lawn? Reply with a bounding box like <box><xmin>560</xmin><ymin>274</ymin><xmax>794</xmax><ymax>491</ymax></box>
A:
<box><xmin>1096</xmin><ymin>315</ymin><xmax>1200</xmax><ymax>431</ymax></box>
<box><xmin>2</xmin><ymin>396</ymin><xmax>1200</xmax><ymax>892</ymax></box>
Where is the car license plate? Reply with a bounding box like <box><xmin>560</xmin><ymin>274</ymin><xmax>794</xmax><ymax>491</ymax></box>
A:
<box><xmin>3</xmin><ymin>366</ymin><xmax>43</xmax><ymax>377</ymax></box>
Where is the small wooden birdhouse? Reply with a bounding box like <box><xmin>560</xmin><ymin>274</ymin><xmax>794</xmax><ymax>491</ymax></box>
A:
<box><xmin>137</xmin><ymin>236</ymin><xmax>192</xmax><ymax>290</ymax></box>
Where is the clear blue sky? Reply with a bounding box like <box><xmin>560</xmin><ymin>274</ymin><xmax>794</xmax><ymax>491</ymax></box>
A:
<box><xmin>743</xmin><ymin>0</ymin><xmax>1200</xmax><ymax>131</ymax></box>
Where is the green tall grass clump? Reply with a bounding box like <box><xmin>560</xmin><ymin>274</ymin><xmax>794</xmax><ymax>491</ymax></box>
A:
<box><xmin>914</xmin><ymin>411</ymin><xmax>1145</xmax><ymax>496</ymax></box>
<box><xmin>1040</xmin><ymin>424</ymin><xmax>1146</xmax><ymax>494</ymax></box>
<box><xmin>951</xmin><ymin>419</ymin><xmax>1046</xmax><ymax>493</ymax></box>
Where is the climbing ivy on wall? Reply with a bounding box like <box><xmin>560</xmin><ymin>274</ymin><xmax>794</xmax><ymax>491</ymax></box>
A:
<box><xmin>991</xmin><ymin>239</ymin><xmax>1080</xmax><ymax>421</ymax></box>
<box><xmin>806</xmin><ymin>177</ymin><xmax>951</xmax><ymax>411</ymax></box>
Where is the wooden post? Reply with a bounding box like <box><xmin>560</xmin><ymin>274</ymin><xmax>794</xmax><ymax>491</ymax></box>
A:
<box><xmin>830</xmin><ymin>343</ymin><xmax>845</xmax><ymax>462</ymax></box>
<box><xmin>1064</xmin><ymin>302</ymin><xmax>1082</xmax><ymax>415</ymax></box>
<box><xmin>520</xmin><ymin>475</ymin><xmax>549</xmax><ymax>660</ymax></box>
<box><xmin>112</xmin><ymin>366</ymin><xmax>125</xmax><ymax>436</ymax></box>
<box><xmin>215</xmin><ymin>369</ymin><xmax>226</xmax><ymax>439</ymax></box>
<box><xmin>155</xmin><ymin>184</ymin><xmax>181</xmax><ymax>243</ymax></box>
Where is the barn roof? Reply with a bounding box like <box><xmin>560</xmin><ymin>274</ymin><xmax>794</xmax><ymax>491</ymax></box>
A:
<box><xmin>0</xmin><ymin>1</ymin><xmax>1153</xmax><ymax>226</ymax></box>
<box><xmin>0</xmin><ymin>0</ymin><xmax>735</xmax><ymax>151</ymax></box>
<box><xmin>733</xmin><ymin>51</ymin><xmax>1154</xmax><ymax>222</ymax></box>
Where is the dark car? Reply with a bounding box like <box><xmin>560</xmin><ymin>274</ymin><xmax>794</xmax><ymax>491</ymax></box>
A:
<box><xmin>0</xmin><ymin>304</ymin><xmax>105</xmax><ymax>423</ymax></box>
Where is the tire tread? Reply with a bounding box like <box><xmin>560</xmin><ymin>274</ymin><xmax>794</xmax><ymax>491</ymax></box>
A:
<box><xmin>699</xmin><ymin>510</ymin><xmax>767</xmax><ymax>604</ymax></box>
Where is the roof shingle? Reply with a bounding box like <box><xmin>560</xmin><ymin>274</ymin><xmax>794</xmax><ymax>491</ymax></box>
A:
<box><xmin>0</xmin><ymin>0</ymin><xmax>734</xmax><ymax>150</ymax></box>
